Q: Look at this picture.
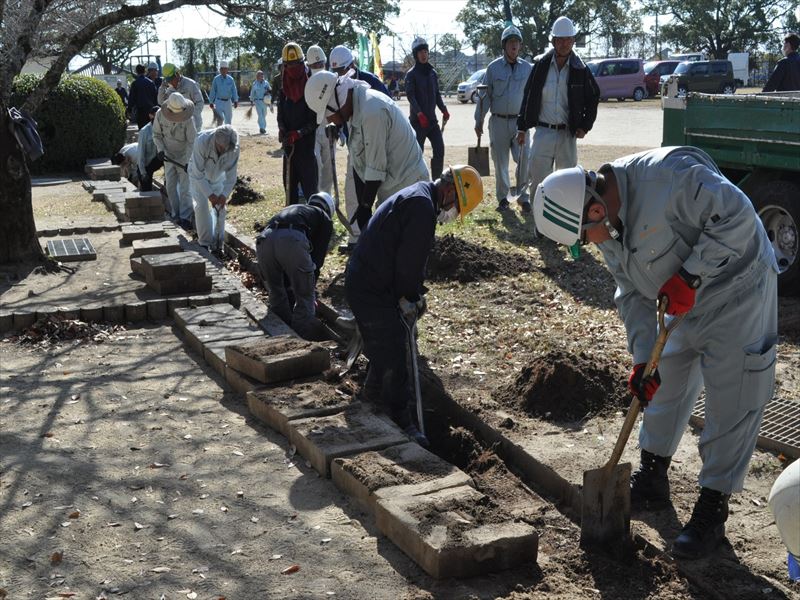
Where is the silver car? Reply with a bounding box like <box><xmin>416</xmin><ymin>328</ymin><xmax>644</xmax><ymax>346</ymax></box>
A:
<box><xmin>457</xmin><ymin>69</ymin><xmax>486</xmax><ymax>103</ymax></box>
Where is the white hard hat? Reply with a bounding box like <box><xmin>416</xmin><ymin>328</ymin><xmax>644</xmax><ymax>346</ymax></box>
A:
<box><xmin>330</xmin><ymin>45</ymin><xmax>354</xmax><ymax>70</ymax></box>
<box><xmin>551</xmin><ymin>16</ymin><xmax>577</xmax><ymax>37</ymax></box>
<box><xmin>769</xmin><ymin>460</ymin><xmax>800</xmax><ymax>558</ymax></box>
<box><xmin>219</xmin><ymin>60</ymin><xmax>229</xmax><ymax>69</ymax></box>
<box><xmin>533</xmin><ymin>166</ymin><xmax>587</xmax><ymax>246</ymax></box>
<box><xmin>304</xmin><ymin>71</ymin><xmax>338</xmax><ymax>125</ymax></box>
<box><xmin>308</xmin><ymin>192</ymin><xmax>335</xmax><ymax>217</ymax></box>
<box><xmin>306</xmin><ymin>45</ymin><xmax>327</xmax><ymax>65</ymax></box>
<box><xmin>412</xmin><ymin>37</ymin><xmax>428</xmax><ymax>52</ymax></box>
<box><xmin>146</xmin><ymin>62</ymin><xmax>158</xmax><ymax>71</ymax></box>
<box><xmin>501</xmin><ymin>25</ymin><xmax>522</xmax><ymax>45</ymax></box>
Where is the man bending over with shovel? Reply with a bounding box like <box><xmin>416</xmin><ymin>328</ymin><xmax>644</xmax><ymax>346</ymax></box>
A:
<box><xmin>532</xmin><ymin>146</ymin><xmax>779</xmax><ymax>558</ymax></box>
<box><xmin>344</xmin><ymin>166</ymin><xmax>483</xmax><ymax>447</ymax></box>
<box><xmin>189</xmin><ymin>125</ymin><xmax>240</xmax><ymax>257</ymax></box>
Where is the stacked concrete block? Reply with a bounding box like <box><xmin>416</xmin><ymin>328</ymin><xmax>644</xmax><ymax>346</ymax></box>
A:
<box><xmin>131</xmin><ymin>236</ymin><xmax>182</xmax><ymax>257</ymax></box>
<box><xmin>84</xmin><ymin>158</ymin><xmax>121</xmax><ymax>181</ymax></box>
<box><xmin>140</xmin><ymin>252</ymin><xmax>212</xmax><ymax>296</ymax></box>
<box><xmin>121</xmin><ymin>223</ymin><xmax>171</xmax><ymax>245</ymax></box>
<box><xmin>287</xmin><ymin>406</ymin><xmax>408</xmax><ymax>478</ymax></box>
<box><xmin>331</xmin><ymin>443</ymin><xmax>474</xmax><ymax>515</ymax></box>
<box><xmin>246</xmin><ymin>379</ymin><xmax>357</xmax><ymax>437</ymax></box>
<box><xmin>224</xmin><ymin>335</ymin><xmax>330</xmax><ymax>384</ymax></box>
<box><xmin>124</xmin><ymin>191</ymin><xmax>166</xmax><ymax>222</ymax></box>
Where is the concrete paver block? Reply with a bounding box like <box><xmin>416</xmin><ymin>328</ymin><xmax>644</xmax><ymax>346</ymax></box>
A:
<box><xmin>224</xmin><ymin>335</ymin><xmax>329</xmax><ymax>384</ymax></box>
<box><xmin>166</xmin><ymin>297</ymin><xmax>190</xmax><ymax>315</ymax></box>
<box><xmin>209</xmin><ymin>292</ymin><xmax>231</xmax><ymax>305</ymax></box>
<box><xmin>331</xmin><ymin>443</ymin><xmax>474</xmax><ymax>515</ymax></box>
<box><xmin>142</xmin><ymin>252</ymin><xmax>206</xmax><ymax>281</ymax></box>
<box><xmin>103</xmin><ymin>305</ymin><xmax>125</xmax><ymax>323</ymax></box>
<box><xmin>125</xmin><ymin>301</ymin><xmax>148</xmax><ymax>322</ymax></box>
<box><xmin>187</xmin><ymin>295</ymin><xmax>211</xmax><ymax>308</ymax></box>
<box><xmin>148</xmin><ymin>276</ymin><xmax>212</xmax><ymax>296</ymax></box>
<box><xmin>374</xmin><ymin>485</ymin><xmax>538</xmax><ymax>579</ymax></box>
<box><xmin>125</xmin><ymin>207</ymin><xmax>164</xmax><ymax>222</ymax></box>
<box><xmin>204</xmin><ymin>335</ymin><xmax>264</xmax><ymax>376</ymax></box>
<box><xmin>88</xmin><ymin>164</ymin><xmax>121</xmax><ymax>181</ymax></box>
<box><xmin>287</xmin><ymin>407</ymin><xmax>408</xmax><ymax>478</ymax></box>
<box><xmin>182</xmin><ymin>320</ymin><xmax>262</xmax><ymax>357</ymax></box>
<box><xmin>173</xmin><ymin>304</ymin><xmax>242</xmax><ymax>329</ymax></box>
<box><xmin>0</xmin><ymin>311</ymin><xmax>12</xmax><ymax>333</ymax></box>
<box><xmin>131</xmin><ymin>236</ymin><xmax>183</xmax><ymax>257</ymax></box>
<box><xmin>246</xmin><ymin>379</ymin><xmax>357</xmax><ymax>437</ymax></box>
<box><xmin>121</xmin><ymin>223</ymin><xmax>168</xmax><ymax>244</ymax></box>
<box><xmin>147</xmin><ymin>298</ymin><xmax>168</xmax><ymax>321</ymax></box>
<box><xmin>226</xmin><ymin>367</ymin><xmax>262</xmax><ymax>395</ymax></box>
<box><xmin>80</xmin><ymin>306</ymin><xmax>104</xmax><ymax>322</ymax></box>
<box><xmin>130</xmin><ymin>256</ymin><xmax>144</xmax><ymax>276</ymax></box>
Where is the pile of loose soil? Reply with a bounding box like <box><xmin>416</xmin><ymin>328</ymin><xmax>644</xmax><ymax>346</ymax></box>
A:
<box><xmin>229</xmin><ymin>175</ymin><xmax>263</xmax><ymax>205</ymax></box>
<box><xmin>494</xmin><ymin>350</ymin><xmax>628</xmax><ymax>421</ymax></box>
<box><xmin>426</xmin><ymin>234</ymin><xmax>530</xmax><ymax>283</ymax></box>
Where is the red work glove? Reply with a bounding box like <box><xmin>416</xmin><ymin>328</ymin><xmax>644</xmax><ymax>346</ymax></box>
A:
<box><xmin>628</xmin><ymin>363</ymin><xmax>661</xmax><ymax>407</ymax></box>
<box><xmin>658</xmin><ymin>272</ymin><xmax>697</xmax><ymax>315</ymax></box>
<box><xmin>417</xmin><ymin>112</ymin><xmax>430</xmax><ymax>129</ymax></box>
<box><xmin>442</xmin><ymin>110</ymin><xmax>450</xmax><ymax>123</ymax></box>
<box><xmin>286</xmin><ymin>130</ymin><xmax>302</xmax><ymax>145</ymax></box>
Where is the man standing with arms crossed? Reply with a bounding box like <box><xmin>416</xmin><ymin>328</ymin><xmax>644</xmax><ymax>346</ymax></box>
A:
<box><xmin>475</xmin><ymin>25</ymin><xmax>532</xmax><ymax>213</ymax></box>
<box><xmin>517</xmin><ymin>16</ymin><xmax>599</xmax><ymax>218</ymax></box>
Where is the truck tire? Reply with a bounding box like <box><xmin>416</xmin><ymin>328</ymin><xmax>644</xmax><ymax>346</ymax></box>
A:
<box><xmin>753</xmin><ymin>180</ymin><xmax>800</xmax><ymax>295</ymax></box>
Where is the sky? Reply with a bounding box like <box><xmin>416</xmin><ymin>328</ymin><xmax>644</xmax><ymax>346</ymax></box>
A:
<box><xmin>152</xmin><ymin>0</ymin><xmax>469</xmax><ymax>66</ymax></box>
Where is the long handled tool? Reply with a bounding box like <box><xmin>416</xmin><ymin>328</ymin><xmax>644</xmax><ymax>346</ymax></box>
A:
<box><xmin>283</xmin><ymin>144</ymin><xmax>295</xmax><ymax>206</ymax></box>
<box><xmin>401</xmin><ymin>315</ymin><xmax>425</xmax><ymax>438</ymax></box>
<box><xmin>212</xmin><ymin>201</ymin><xmax>225</xmax><ymax>251</ymax></box>
<box><xmin>328</xmin><ymin>129</ymin><xmax>355</xmax><ymax>236</ymax></box>
<box><xmin>468</xmin><ymin>85</ymin><xmax>491</xmax><ymax>177</ymax></box>
<box><xmin>580</xmin><ymin>296</ymin><xmax>683</xmax><ymax>549</ymax></box>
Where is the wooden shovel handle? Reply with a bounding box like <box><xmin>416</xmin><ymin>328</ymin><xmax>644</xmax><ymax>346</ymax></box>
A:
<box><xmin>603</xmin><ymin>297</ymin><xmax>684</xmax><ymax>475</ymax></box>
<box><xmin>477</xmin><ymin>133</ymin><xmax>482</xmax><ymax>148</ymax></box>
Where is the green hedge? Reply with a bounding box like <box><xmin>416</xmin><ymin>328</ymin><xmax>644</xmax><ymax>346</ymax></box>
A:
<box><xmin>11</xmin><ymin>74</ymin><xmax>126</xmax><ymax>172</ymax></box>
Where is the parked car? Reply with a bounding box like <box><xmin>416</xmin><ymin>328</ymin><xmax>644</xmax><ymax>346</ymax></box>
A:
<box><xmin>644</xmin><ymin>60</ymin><xmax>680</xmax><ymax>96</ymax></box>
<box><xmin>660</xmin><ymin>60</ymin><xmax>736</xmax><ymax>95</ymax></box>
<box><xmin>457</xmin><ymin>69</ymin><xmax>486</xmax><ymax>103</ymax></box>
<box><xmin>586</xmin><ymin>58</ymin><xmax>646</xmax><ymax>101</ymax></box>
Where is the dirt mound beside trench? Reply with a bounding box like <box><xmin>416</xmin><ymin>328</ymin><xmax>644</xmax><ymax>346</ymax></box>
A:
<box><xmin>495</xmin><ymin>350</ymin><xmax>628</xmax><ymax>421</ymax></box>
<box><xmin>426</xmin><ymin>234</ymin><xmax>530</xmax><ymax>283</ymax></box>
<box><xmin>229</xmin><ymin>175</ymin><xmax>263</xmax><ymax>205</ymax></box>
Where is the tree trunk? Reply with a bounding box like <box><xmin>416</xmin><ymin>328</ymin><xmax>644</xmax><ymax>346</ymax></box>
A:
<box><xmin>0</xmin><ymin>103</ymin><xmax>44</xmax><ymax>264</ymax></box>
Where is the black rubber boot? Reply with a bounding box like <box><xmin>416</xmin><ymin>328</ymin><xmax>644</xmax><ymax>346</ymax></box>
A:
<box><xmin>630</xmin><ymin>449</ymin><xmax>672</xmax><ymax>509</ymax></box>
<box><xmin>496</xmin><ymin>198</ymin><xmax>510</xmax><ymax>212</ymax></box>
<box><xmin>672</xmin><ymin>487</ymin><xmax>730</xmax><ymax>559</ymax></box>
<box><xmin>392</xmin><ymin>407</ymin><xmax>430</xmax><ymax>448</ymax></box>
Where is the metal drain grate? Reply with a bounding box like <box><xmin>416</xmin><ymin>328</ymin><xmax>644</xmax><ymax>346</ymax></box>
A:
<box><xmin>45</xmin><ymin>238</ymin><xmax>97</xmax><ymax>262</ymax></box>
<box><xmin>690</xmin><ymin>397</ymin><xmax>800</xmax><ymax>458</ymax></box>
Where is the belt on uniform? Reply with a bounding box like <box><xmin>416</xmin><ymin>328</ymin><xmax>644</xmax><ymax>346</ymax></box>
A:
<box><xmin>269</xmin><ymin>222</ymin><xmax>308</xmax><ymax>233</ymax></box>
<box><xmin>217</xmin><ymin>98</ymin><xmax>230</xmax><ymax>101</ymax></box>
<box><xmin>537</xmin><ymin>120</ymin><xmax>567</xmax><ymax>130</ymax></box>
<box><xmin>492</xmin><ymin>113</ymin><xmax>517</xmax><ymax>119</ymax></box>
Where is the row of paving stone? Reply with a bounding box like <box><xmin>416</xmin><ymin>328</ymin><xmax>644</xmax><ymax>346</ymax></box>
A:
<box><xmin>172</xmin><ymin>302</ymin><xmax>538</xmax><ymax>579</ymax></box>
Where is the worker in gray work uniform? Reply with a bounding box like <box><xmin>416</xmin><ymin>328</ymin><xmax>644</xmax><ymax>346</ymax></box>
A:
<box><xmin>533</xmin><ymin>146</ymin><xmax>779</xmax><ymax>559</ymax></box>
<box><xmin>475</xmin><ymin>25</ymin><xmax>532</xmax><ymax>212</ymax></box>
<box><xmin>517</xmin><ymin>16</ymin><xmax>599</xmax><ymax>215</ymax></box>
<box><xmin>158</xmin><ymin>63</ymin><xmax>205</xmax><ymax>132</ymax></box>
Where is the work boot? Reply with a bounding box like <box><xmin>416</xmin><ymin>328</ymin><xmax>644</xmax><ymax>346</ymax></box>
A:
<box><xmin>496</xmin><ymin>198</ymin><xmax>510</xmax><ymax>212</ymax></box>
<box><xmin>392</xmin><ymin>407</ymin><xmax>430</xmax><ymax>448</ymax></box>
<box><xmin>518</xmin><ymin>199</ymin><xmax>532</xmax><ymax>214</ymax></box>
<box><xmin>672</xmin><ymin>487</ymin><xmax>730</xmax><ymax>559</ymax></box>
<box><xmin>630</xmin><ymin>449</ymin><xmax>672</xmax><ymax>509</ymax></box>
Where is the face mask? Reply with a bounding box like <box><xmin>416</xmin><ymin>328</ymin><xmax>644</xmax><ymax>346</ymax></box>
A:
<box><xmin>437</xmin><ymin>205</ymin><xmax>458</xmax><ymax>225</ymax></box>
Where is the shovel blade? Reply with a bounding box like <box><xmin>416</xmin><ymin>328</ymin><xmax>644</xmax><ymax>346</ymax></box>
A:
<box><xmin>580</xmin><ymin>462</ymin><xmax>632</xmax><ymax>549</ymax></box>
<box><xmin>468</xmin><ymin>146</ymin><xmax>490</xmax><ymax>176</ymax></box>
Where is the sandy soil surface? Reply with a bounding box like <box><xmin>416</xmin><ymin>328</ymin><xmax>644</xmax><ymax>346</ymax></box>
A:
<box><xmin>2</xmin><ymin>112</ymin><xmax>799</xmax><ymax>599</ymax></box>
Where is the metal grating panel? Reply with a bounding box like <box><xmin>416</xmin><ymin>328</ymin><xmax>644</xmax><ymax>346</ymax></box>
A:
<box><xmin>690</xmin><ymin>397</ymin><xmax>800</xmax><ymax>458</ymax></box>
<box><xmin>45</xmin><ymin>238</ymin><xmax>97</xmax><ymax>262</ymax></box>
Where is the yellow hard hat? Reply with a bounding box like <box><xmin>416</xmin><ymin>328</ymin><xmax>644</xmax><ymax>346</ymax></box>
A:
<box><xmin>162</xmin><ymin>63</ymin><xmax>177</xmax><ymax>78</ymax></box>
<box><xmin>282</xmin><ymin>42</ymin><xmax>305</xmax><ymax>63</ymax></box>
<box><xmin>450</xmin><ymin>165</ymin><xmax>483</xmax><ymax>218</ymax></box>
